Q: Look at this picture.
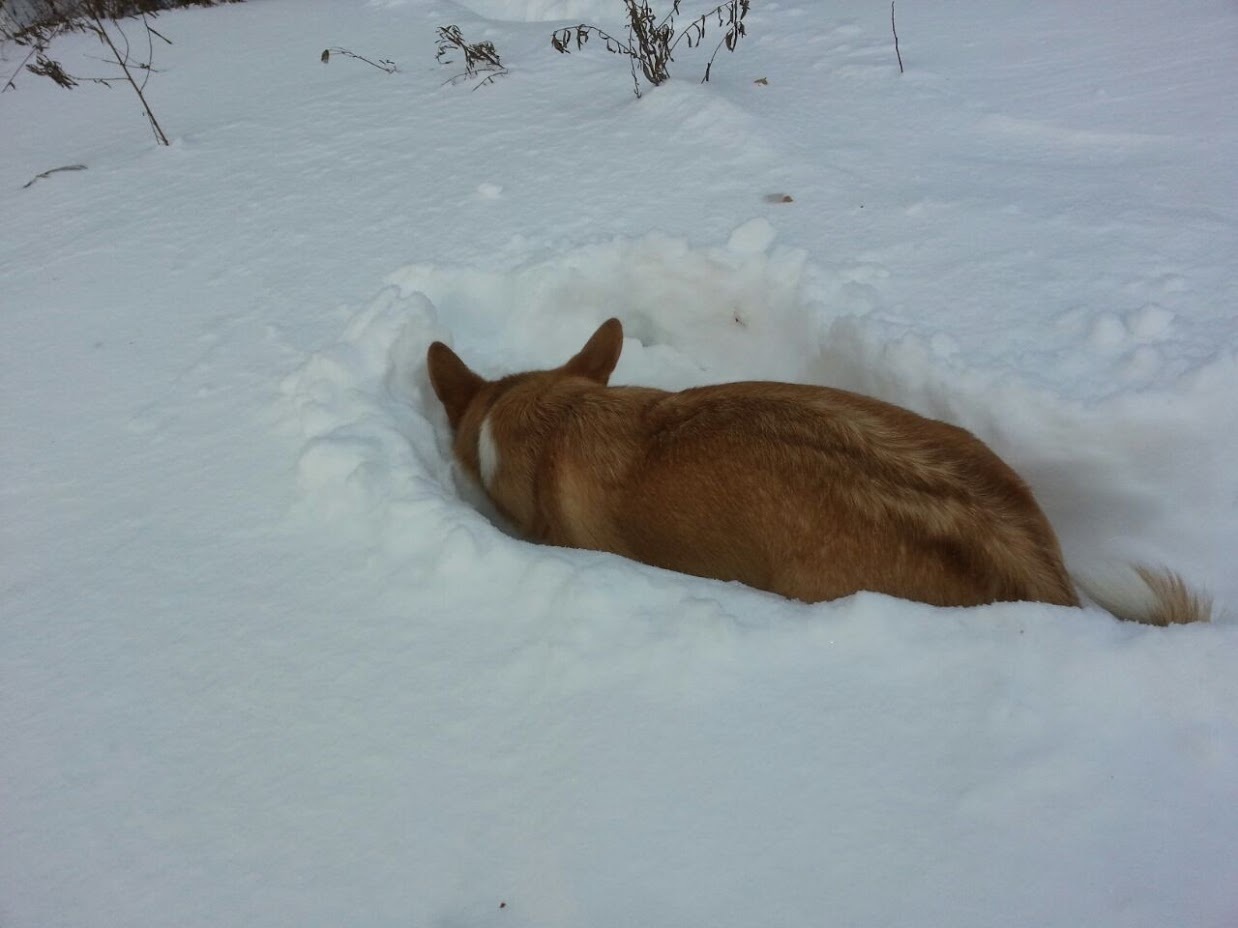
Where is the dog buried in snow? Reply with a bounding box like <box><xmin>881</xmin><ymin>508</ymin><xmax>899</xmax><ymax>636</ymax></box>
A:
<box><xmin>426</xmin><ymin>318</ymin><xmax>1209</xmax><ymax>625</ymax></box>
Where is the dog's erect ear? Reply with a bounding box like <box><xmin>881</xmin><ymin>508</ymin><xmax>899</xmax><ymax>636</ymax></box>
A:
<box><xmin>426</xmin><ymin>341</ymin><xmax>485</xmax><ymax>430</ymax></box>
<box><xmin>562</xmin><ymin>318</ymin><xmax>624</xmax><ymax>385</ymax></box>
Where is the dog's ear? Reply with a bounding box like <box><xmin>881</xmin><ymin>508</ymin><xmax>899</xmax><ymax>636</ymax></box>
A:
<box><xmin>563</xmin><ymin>318</ymin><xmax>624</xmax><ymax>385</ymax></box>
<box><xmin>427</xmin><ymin>342</ymin><xmax>485</xmax><ymax>430</ymax></box>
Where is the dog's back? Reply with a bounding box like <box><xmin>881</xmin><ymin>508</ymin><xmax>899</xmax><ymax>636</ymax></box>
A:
<box><xmin>510</xmin><ymin>378</ymin><xmax>1078</xmax><ymax>607</ymax></box>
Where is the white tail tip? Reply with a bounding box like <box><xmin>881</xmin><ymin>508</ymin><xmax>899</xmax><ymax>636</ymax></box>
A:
<box><xmin>1073</xmin><ymin>564</ymin><xmax>1212</xmax><ymax>626</ymax></box>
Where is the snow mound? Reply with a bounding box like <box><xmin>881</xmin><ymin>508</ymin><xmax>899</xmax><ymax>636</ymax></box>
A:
<box><xmin>280</xmin><ymin>221</ymin><xmax>1231</xmax><ymax>610</ymax></box>
<box><xmin>280</xmin><ymin>287</ymin><xmax>449</xmax><ymax>522</ymax></box>
<box><xmin>384</xmin><ymin>218</ymin><xmax>822</xmax><ymax>386</ymax></box>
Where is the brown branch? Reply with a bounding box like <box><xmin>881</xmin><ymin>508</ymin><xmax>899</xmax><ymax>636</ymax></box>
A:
<box><xmin>88</xmin><ymin>12</ymin><xmax>169</xmax><ymax>144</ymax></box>
<box><xmin>891</xmin><ymin>1</ymin><xmax>904</xmax><ymax>75</ymax></box>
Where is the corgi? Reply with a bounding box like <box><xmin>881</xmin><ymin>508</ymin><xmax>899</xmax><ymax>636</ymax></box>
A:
<box><xmin>426</xmin><ymin>318</ymin><xmax>1209</xmax><ymax>625</ymax></box>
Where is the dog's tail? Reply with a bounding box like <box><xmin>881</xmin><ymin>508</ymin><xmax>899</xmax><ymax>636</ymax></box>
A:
<box><xmin>1073</xmin><ymin>564</ymin><xmax>1212</xmax><ymax>626</ymax></box>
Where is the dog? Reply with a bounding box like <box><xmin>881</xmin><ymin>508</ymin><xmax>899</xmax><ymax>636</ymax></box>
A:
<box><xmin>426</xmin><ymin>318</ymin><xmax>1209</xmax><ymax>625</ymax></box>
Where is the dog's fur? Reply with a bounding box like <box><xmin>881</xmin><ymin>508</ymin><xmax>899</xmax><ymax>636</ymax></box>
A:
<box><xmin>427</xmin><ymin>318</ymin><xmax>1210</xmax><ymax>625</ymax></box>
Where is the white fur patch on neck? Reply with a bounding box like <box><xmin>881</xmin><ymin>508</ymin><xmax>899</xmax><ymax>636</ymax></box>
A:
<box><xmin>477</xmin><ymin>415</ymin><xmax>499</xmax><ymax>490</ymax></box>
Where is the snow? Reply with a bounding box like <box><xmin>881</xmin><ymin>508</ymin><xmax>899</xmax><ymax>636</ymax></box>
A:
<box><xmin>2</xmin><ymin>0</ymin><xmax>1237</xmax><ymax>926</ymax></box>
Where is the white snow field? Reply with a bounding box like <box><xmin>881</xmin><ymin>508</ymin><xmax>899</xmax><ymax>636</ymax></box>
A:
<box><xmin>3</xmin><ymin>0</ymin><xmax>1237</xmax><ymax>925</ymax></box>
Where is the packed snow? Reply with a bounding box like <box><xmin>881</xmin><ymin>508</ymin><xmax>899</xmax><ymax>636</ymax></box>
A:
<box><xmin>2</xmin><ymin>1</ymin><xmax>1236</xmax><ymax>926</ymax></box>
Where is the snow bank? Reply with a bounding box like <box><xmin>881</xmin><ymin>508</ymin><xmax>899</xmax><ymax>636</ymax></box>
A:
<box><xmin>273</xmin><ymin>219</ymin><xmax>1238</xmax><ymax>926</ymax></box>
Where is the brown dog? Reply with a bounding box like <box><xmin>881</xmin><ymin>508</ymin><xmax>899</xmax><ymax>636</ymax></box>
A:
<box><xmin>427</xmin><ymin>318</ymin><xmax>1209</xmax><ymax>625</ymax></box>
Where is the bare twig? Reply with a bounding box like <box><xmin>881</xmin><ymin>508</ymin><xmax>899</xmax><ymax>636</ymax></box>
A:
<box><xmin>891</xmin><ymin>1</ymin><xmax>904</xmax><ymax>74</ymax></box>
<box><xmin>88</xmin><ymin>10</ymin><xmax>169</xmax><ymax>144</ymax></box>
<box><xmin>22</xmin><ymin>163</ymin><xmax>88</xmax><ymax>188</ymax></box>
<box><xmin>321</xmin><ymin>46</ymin><xmax>397</xmax><ymax>73</ymax></box>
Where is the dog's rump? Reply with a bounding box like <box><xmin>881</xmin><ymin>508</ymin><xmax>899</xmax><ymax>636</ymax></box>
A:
<box><xmin>544</xmin><ymin>382</ymin><xmax>1080</xmax><ymax>608</ymax></box>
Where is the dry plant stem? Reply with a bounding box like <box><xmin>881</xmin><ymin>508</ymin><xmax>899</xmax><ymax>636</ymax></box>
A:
<box><xmin>439</xmin><ymin>70</ymin><xmax>505</xmax><ymax>90</ymax></box>
<box><xmin>89</xmin><ymin>11</ymin><xmax>168</xmax><ymax>143</ymax></box>
<box><xmin>552</xmin><ymin>0</ymin><xmax>747</xmax><ymax>97</ymax></box>
<box><xmin>22</xmin><ymin>163</ymin><xmax>88</xmax><ymax>188</ymax></box>
<box><xmin>669</xmin><ymin>0</ymin><xmax>748</xmax><ymax>57</ymax></box>
<box><xmin>138</xmin><ymin>12</ymin><xmax>172</xmax><ymax>98</ymax></box>
<box><xmin>325</xmin><ymin>46</ymin><xmax>397</xmax><ymax>73</ymax></box>
<box><xmin>3</xmin><ymin>44</ymin><xmax>41</xmax><ymax>91</ymax></box>
<box><xmin>891</xmin><ymin>1</ymin><xmax>903</xmax><ymax>74</ymax></box>
<box><xmin>434</xmin><ymin>26</ymin><xmax>505</xmax><ymax>88</ymax></box>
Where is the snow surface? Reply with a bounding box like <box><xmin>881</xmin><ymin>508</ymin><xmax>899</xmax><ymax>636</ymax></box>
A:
<box><xmin>3</xmin><ymin>1</ymin><xmax>1237</xmax><ymax>926</ymax></box>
